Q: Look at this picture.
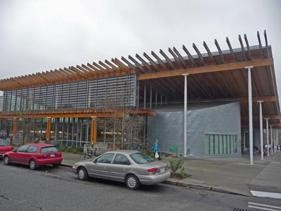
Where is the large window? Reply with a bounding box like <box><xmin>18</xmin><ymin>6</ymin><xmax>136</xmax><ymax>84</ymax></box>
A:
<box><xmin>3</xmin><ymin>75</ymin><xmax>136</xmax><ymax>112</ymax></box>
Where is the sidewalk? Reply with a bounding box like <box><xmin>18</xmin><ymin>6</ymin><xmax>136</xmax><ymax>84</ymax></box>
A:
<box><xmin>61</xmin><ymin>151</ymin><xmax>281</xmax><ymax>196</ymax></box>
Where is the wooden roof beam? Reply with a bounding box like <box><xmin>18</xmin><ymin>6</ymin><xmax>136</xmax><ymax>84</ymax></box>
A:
<box><xmin>203</xmin><ymin>41</ymin><xmax>215</xmax><ymax>64</ymax></box>
<box><xmin>138</xmin><ymin>58</ymin><xmax>273</xmax><ymax>80</ymax></box>
<box><xmin>98</xmin><ymin>61</ymin><xmax>111</xmax><ymax>70</ymax></box>
<box><xmin>257</xmin><ymin>31</ymin><xmax>262</xmax><ymax>48</ymax></box>
<box><xmin>244</xmin><ymin>34</ymin><xmax>251</xmax><ymax>59</ymax></box>
<box><xmin>192</xmin><ymin>43</ymin><xmax>205</xmax><ymax>65</ymax></box>
<box><xmin>104</xmin><ymin>60</ymin><xmax>118</xmax><ymax>70</ymax></box>
<box><xmin>238</xmin><ymin>34</ymin><xmax>246</xmax><ymax>59</ymax></box>
<box><xmin>182</xmin><ymin>45</ymin><xmax>195</xmax><ymax>66</ymax></box>
<box><xmin>159</xmin><ymin>49</ymin><xmax>176</xmax><ymax>69</ymax></box>
<box><xmin>151</xmin><ymin>51</ymin><xmax>167</xmax><ymax>69</ymax></box>
<box><xmin>226</xmin><ymin>37</ymin><xmax>236</xmax><ymax>61</ymax></box>
<box><xmin>172</xmin><ymin>47</ymin><xmax>187</xmax><ymax>68</ymax></box>
<box><xmin>214</xmin><ymin>39</ymin><xmax>224</xmax><ymax>63</ymax></box>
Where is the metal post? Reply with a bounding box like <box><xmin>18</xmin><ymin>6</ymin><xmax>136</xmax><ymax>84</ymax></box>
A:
<box><xmin>265</xmin><ymin>118</ymin><xmax>270</xmax><ymax>157</ymax></box>
<box><xmin>149</xmin><ymin>83</ymin><xmax>152</xmax><ymax>109</ymax></box>
<box><xmin>155</xmin><ymin>89</ymin><xmax>158</xmax><ymax>108</ymax></box>
<box><xmin>270</xmin><ymin>125</ymin><xmax>273</xmax><ymax>155</ymax></box>
<box><xmin>246</xmin><ymin>66</ymin><xmax>254</xmax><ymax>165</ymax></box>
<box><xmin>144</xmin><ymin>82</ymin><xmax>147</xmax><ymax>109</ymax></box>
<box><xmin>183</xmin><ymin>74</ymin><xmax>188</xmax><ymax>157</ymax></box>
<box><xmin>257</xmin><ymin>101</ymin><xmax>264</xmax><ymax>160</ymax></box>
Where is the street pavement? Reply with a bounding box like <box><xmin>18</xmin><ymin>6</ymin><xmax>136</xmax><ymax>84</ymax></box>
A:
<box><xmin>1</xmin><ymin>162</ymin><xmax>281</xmax><ymax>211</ymax></box>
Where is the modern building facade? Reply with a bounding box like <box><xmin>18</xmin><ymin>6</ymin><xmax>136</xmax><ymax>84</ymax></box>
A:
<box><xmin>0</xmin><ymin>31</ymin><xmax>280</xmax><ymax>159</ymax></box>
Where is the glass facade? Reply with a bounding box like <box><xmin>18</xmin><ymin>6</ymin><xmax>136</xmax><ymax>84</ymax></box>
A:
<box><xmin>2</xmin><ymin>74</ymin><xmax>137</xmax><ymax>112</ymax></box>
<box><xmin>206</xmin><ymin>134</ymin><xmax>239</xmax><ymax>156</ymax></box>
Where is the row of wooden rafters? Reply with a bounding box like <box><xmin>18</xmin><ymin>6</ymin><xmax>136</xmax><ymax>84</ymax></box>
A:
<box><xmin>0</xmin><ymin>31</ymin><xmax>270</xmax><ymax>90</ymax></box>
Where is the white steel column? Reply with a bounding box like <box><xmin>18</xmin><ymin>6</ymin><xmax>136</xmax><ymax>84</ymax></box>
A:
<box><xmin>270</xmin><ymin>125</ymin><xmax>273</xmax><ymax>154</ymax></box>
<box><xmin>265</xmin><ymin>118</ymin><xmax>270</xmax><ymax>157</ymax></box>
<box><xmin>257</xmin><ymin>101</ymin><xmax>264</xmax><ymax>160</ymax></box>
<box><xmin>246</xmin><ymin>66</ymin><xmax>254</xmax><ymax>165</ymax></box>
<box><xmin>183</xmin><ymin>74</ymin><xmax>188</xmax><ymax>157</ymax></box>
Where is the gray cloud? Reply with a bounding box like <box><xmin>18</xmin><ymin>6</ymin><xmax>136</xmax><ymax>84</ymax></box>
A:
<box><xmin>0</xmin><ymin>0</ymin><xmax>280</xmax><ymax>98</ymax></box>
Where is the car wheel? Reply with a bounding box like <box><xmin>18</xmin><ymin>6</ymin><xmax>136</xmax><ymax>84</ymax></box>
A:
<box><xmin>29</xmin><ymin>160</ymin><xmax>36</xmax><ymax>170</ymax></box>
<box><xmin>78</xmin><ymin>167</ymin><xmax>88</xmax><ymax>180</ymax></box>
<box><xmin>126</xmin><ymin>174</ymin><xmax>140</xmax><ymax>190</ymax></box>
<box><xmin>3</xmin><ymin>156</ymin><xmax>9</xmax><ymax>165</ymax></box>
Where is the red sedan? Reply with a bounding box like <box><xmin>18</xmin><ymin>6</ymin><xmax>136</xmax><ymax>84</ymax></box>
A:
<box><xmin>3</xmin><ymin>143</ymin><xmax>63</xmax><ymax>170</ymax></box>
<box><xmin>0</xmin><ymin>139</ymin><xmax>14</xmax><ymax>157</ymax></box>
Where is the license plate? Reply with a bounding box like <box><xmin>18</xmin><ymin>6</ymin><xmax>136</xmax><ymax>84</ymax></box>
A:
<box><xmin>50</xmin><ymin>154</ymin><xmax>55</xmax><ymax>158</ymax></box>
<box><xmin>160</xmin><ymin>168</ymin><xmax>165</xmax><ymax>173</ymax></box>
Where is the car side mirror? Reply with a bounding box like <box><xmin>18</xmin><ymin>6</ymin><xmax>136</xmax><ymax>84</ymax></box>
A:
<box><xmin>93</xmin><ymin>158</ymin><xmax>97</xmax><ymax>163</ymax></box>
<box><xmin>13</xmin><ymin>148</ymin><xmax>17</xmax><ymax>152</ymax></box>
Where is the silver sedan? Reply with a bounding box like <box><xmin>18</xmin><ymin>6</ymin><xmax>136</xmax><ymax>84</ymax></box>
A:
<box><xmin>72</xmin><ymin>150</ymin><xmax>170</xmax><ymax>190</ymax></box>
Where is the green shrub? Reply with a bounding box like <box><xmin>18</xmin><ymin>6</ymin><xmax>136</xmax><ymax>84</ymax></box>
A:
<box><xmin>169</xmin><ymin>158</ymin><xmax>188</xmax><ymax>179</ymax></box>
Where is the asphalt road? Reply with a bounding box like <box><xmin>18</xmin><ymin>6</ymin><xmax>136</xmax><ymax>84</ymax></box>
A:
<box><xmin>0</xmin><ymin>162</ymin><xmax>281</xmax><ymax>211</ymax></box>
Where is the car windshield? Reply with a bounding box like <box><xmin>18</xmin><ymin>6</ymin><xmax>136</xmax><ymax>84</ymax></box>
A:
<box><xmin>130</xmin><ymin>153</ymin><xmax>154</xmax><ymax>164</ymax></box>
<box><xmin>0</xmin><ymin>139</ymin><xmax>9</xmax><ymax>146</ymax></box>
<box><xmin>41</xmin><ymin>146</ymin><xmax>58</xmax><ymax>153</ymax></box>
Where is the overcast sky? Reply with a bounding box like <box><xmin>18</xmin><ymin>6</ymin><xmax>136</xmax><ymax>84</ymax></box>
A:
<box><xmin>0</xmin><ymin>0</ymin><xmax>281</xmax><ymax>97</ymax></box>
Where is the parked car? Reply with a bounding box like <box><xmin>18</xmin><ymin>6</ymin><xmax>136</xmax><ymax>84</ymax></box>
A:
<box><xmin>72</xmin><ymin>150</ymin><xmax>170</xmax><ymax>190</ymax></box>
<box><xmin>3</xmin><ymin>143</ymin><xmax>63</xmax><ymax>170</ymax></box>
<box><xmin>0</xmin><ymin>139</ymin><xmax>14</xmax><ymax>158</ymax></box>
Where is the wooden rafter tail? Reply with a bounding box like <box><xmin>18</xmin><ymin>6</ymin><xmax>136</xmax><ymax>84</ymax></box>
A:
<box><xmin>214</xmin><ymin>39</ymin><xmax>224</xmax><ymax>63</ymax></box>
<box><xmin>98</xmin><ymin>61</ymin><xmax>111</xmax><ymax>70</ymax></box>
<box><xmin>192</xmin><ymin>43</ymin><xmax>205</xmax><ymax>65</ymax></box>
<box><xmin>63</xmin><ymin>68</ymin><xmax>79</xmax><ymax>81</ymax></box>
<box><xmin>257</xmin><ymin>31</ymin><xmax>262</xmax><ymax>48</ymax></box>
<box><xmin>143</xmin><ymin>52</ymin><xmax>160</xmax><ymax>71</ymax></box>
<box><xmin>135</xmin><ymin>53</ymin><xmax>155</xmax><ymax>72</ymax></box>
<box><xmin>182</xmin><ymin>45</ymin><xmax>194</xmax><ymax>66</ymax></box>
<box><xmin>76</xmin><ymin>65</ymin><xmax>92</xmax><ymax>78</ymax></box>
<box><xmin>203</xmin><ymin>41</ymin><xmax>215</xmax><ymax>64</ymax></box>
<box><xmin>111</xmin><ymin>58</ymin><xmax>130</xmax><ymax>74</ymax></box>
<box><xmin>128</xmin><ymin>55</ymin><xmax>143</xmax><ymax>71</ymax></box>
<box><xmin>121</xmin><ymin>56</ymin><xmax>136</xmax><ymax>70</ymax></box>
<box><xmin>243</xmin><ymin>34</ymin><xmax>251</xmax><ymax>59</ymax></box>
<box><xmin>92</xmin><ymin>62</ymin><xmax>105</xmax><ymax>71</ymax></box>
<box><xmin>151</xmin><ymin>51</ymin><xmax>166</xmax><ymax>69</ymax></box>
<box><xmin>69</xmin><ymin>66</ymin><xmax>87</xmax><ymax>79</ymax></box>
<box><xmin>172</xmin><ymin>47</ymin><xmax>186</xmax><ymax>68</ymax></box>
<box><xmin>86</xmin><ymin>63</ymin><xmax>100</xmax><ymax>72</ymax></box>
<box><xmin>159</xmin><ymin>49</ymin><xmax>175</xmax><ymax>69</ymax></box>
<box><xmin>168</xmin><ymin>48</ymin><xmax>181</xmax><ymax>68</ymax></box>
<box><xmin>226</xmin><ymin>37</ymin><xmax>235</xmax><ymax>60</ymax></box>
<box><xmin>104</xmin><ymin>60</ymin><xmax>118</xmax><ymax>70</ymax></box>
<box><xmin>264</xmin><ymin>30</ymin><xmax>268</xmax><ymax>47</ymax></box>
<box><xmin>238</xmin><ymin>34</ymin><xmax>246</xmax><ymax>59</ymax></box>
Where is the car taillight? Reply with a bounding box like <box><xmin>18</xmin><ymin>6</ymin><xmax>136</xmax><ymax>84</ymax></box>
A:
<box><xmin>147</xmin><ymin>168</ymin><xmax>158</xmax><ymax>174</ymax></box>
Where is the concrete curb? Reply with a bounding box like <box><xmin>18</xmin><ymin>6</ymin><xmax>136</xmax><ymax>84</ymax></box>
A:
<box><xmin>164</xmin><ymin>179</ymin><xmax>250</xmax><ymax>197</ymax></box>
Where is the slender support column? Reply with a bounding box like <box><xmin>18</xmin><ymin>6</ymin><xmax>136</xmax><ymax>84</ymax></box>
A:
<box><xmin>144</xmin><ymin>82</ymin><xmax>147</xmax><ymax>109</ymax></box>
<box><xmin>46</xmin><ymin>117</ymin><xmax>52</xmax><ymax>143</ymax></box>
<box><xmin>265</xmin><ymin>118</ymin><xmax>270</xmax><ymax>157</ymax></box>
<box><xmin>90</xmin><ymin>117</ymin><xmax>97</xmax><ymax>145</ymax></box>
<box><xmin>257</xmin><ymin>101</ymin><xmax>264</xmax><ymax>160</ymax></box>
<box><xmin>12</xmin><ymin>117</ymin><xmax>18</xmax><ymax>145</ymax></box>
<box><xmin>270</xmin><ymin>125</ymin><xmax>273</xmax><ymax>154</ymax></box>
<box><xmin>155</xmin><ymin>89</ymin><xmax>158</xmax><ymax>108</ymax></box>
<box><xmin>183</xmin><ymin>74</ymin><xmax>188</xmax><ymax>157</ymax></box>
<box><xmin>246</xmin><ymin>66</ymin><xmax>254</xmax><ymax>165</ymax></box>
<box><xmin>149</xmin><ymin>83</ymin><xmax>152</xmax><ymax>109</ymax></box>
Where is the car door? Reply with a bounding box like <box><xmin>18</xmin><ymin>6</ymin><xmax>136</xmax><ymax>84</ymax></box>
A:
<box><xmin>12</xmin><ymin>145</ymin><xmax>29</xmax><ymax>164</ymax></box>
<box><xmin>109</xmin><ymin>153</ymin><xmax>131</xmax><ymax>182</ymax></box>
<box><xmin>88</xmin><ymin>153</ymin><xmax>115</xmax><ymax>179</ymax></box>
<box><xmin>25</xmin><ymin>145</ymin><xmax>38</xmax><ymax>164</ymax></box>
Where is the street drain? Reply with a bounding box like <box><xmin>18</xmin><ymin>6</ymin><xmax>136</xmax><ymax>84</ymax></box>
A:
<box><xmin>233</xmin><ymin>208</ymin><xmax>250</xmax><ymax>211</ymax></box>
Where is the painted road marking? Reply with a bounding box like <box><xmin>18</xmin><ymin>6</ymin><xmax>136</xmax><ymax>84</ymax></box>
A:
<box><xmin>248</xmin><ymin>202</ymin><xmax>281</xmax><ymax>211</ymax></box>
<box><xmin>250</xmin><ymin>190</ymin><xmax>281</xmax><ymax>199</ymax></box>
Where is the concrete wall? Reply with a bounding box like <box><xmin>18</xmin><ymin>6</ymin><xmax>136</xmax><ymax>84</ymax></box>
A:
<box><xmin>148</xmin><ymin>102</ymin><xmax>241</xmax><ymax>157</ymax></box>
